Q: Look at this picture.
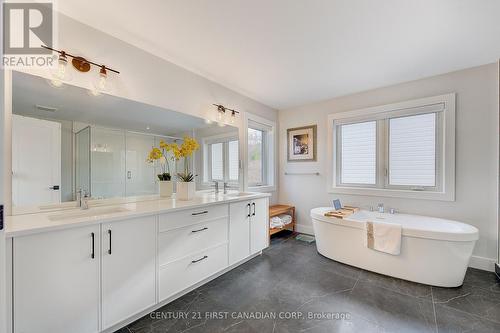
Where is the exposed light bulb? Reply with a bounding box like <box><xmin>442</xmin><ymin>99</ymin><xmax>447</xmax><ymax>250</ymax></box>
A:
<box><xmin>230</xmin><ymin>111</ymin><xmax>236</xmax><ymax>124</ymax></box>
<box><xmin>55</xmin><ymin>53</ymin><xmax>67</xmax><ymax>79</ymax></box>
<box><xmin>48</xmin><ymin>52</ymin><xmax>72</xmax><ymax>87</ymax></box>
<box><xmin>90</xmin><ymin>66</ymin><xmax>109</xmax><ymax>96</ymax></box>
<box><xmin>97</xmin><ymin>66</ymin><xmax>107</xmax><ymax>90</ymax></box>
<box><xmin>217</xmin><ymin>110</ymin><xmax>224</xmax><ymax>121</ymax></box>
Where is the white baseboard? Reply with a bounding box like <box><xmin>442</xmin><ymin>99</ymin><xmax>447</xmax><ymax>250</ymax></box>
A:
<box><xmin>295</xmin><ymin>224</ymin><xmax>314</xmax><ymax>235</ymax></box>
<box><xmin>469</xmin><ymin>255</ymin><xmax>497</xmax><ymax>272</ymax></box>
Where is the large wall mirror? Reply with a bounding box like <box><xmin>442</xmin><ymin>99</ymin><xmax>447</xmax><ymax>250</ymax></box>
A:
<box><xmin>11</xmin><ymin>71</ymin><xmax>240</xmax><ymax>214</ymax></box>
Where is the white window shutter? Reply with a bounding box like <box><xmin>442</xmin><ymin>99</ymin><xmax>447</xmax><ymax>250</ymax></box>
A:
<box><xmin>210</xmin><ymin>143</ymin><xmax>223</xmax><ymax>181</ymax></box>
<box><xmin>340</xmin><ymin>121</ymin><xmax>377</xmax><ymax>185</ymax></box>
<box><xmin>228</xmin><ymin>140</ymin><xmax>239</xmax><ymax>181</ymax></box>
<box><xmin>389</xmin><ymin>113</ymin><xmax>436</xmax><ymax>186</ymax></box>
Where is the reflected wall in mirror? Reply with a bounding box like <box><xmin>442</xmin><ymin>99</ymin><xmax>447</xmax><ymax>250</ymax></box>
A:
<box><xmin>11</xmin><ymin>71</ymin><xmax>240</xmax><ymax>213</ymax></box>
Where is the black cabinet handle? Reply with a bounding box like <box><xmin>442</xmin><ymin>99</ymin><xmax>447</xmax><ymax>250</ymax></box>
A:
<box><xmin>91</xmin><ymin>232</ymin><xmax>95</xmax><ymax>259</ymax></box>
<box><xmin>49</xmin><ymin>185</ymin><xmax>60</xmax><ymax>190</ymax></box>
<box><xmin>191</xmin><ymin>255</ymin><xmax>208</xmax><ymax>264</ymax></box>
<box><xmin>192</xmin><ymin>211</ymin><xmax>208</xmax><ymax>216</ymax></box>
<box><xmin>247</xmin><ymin>203</ymin><xmax>251</xmax><ymax>218</ymax></box>
<box><xmin>252</xmin><ymin>203</ymin><xmax>256</xmax><ymax>216</ymax></box>
<box><xmin>107</xmin><ymin>229</ymin><xmax>112</xmax><ymax>255</ymax></box>
<box><xmin>191</xmin><ymin>227</ymin><xmax>208</xmax><ymax>233</ymax></box>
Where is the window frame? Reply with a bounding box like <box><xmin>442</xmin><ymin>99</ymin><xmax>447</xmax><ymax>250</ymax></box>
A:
<box><xmin>247</xmin><ymin>126</ymin><xmax>267</xmax><ymax>187</ymax></box>
<box><xmin>244</xmin><ymin>113</ymin><xmax>277</xmax><ymax>192</ymax></box>
<box><xmin>202</xmin><ymin>134</ymin><xmax>239</xmax><ymax>186</ymax></box>
<box><xmin>328</xmin><ymin>93</ymin><xmax>455</xmax><ymax>201</ymax></box>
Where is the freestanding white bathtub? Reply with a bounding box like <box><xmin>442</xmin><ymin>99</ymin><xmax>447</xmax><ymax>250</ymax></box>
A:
<box><xmin>311</xmin><ymin>208</ymin><xmax>479</xmax><ymax>287</ymax></box>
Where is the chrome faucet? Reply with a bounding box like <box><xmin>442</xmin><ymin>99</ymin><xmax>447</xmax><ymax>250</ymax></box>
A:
<box><xmin>81</xmin><ymin>191</ymin><xmax>90</xmax><ymax>210</ymax></box>
<box><xmin>377</xmin><ymin>203</ymin><xmax>385</xmax><ymax>213</ymax></box>
<box><xmin>76</xmin><ymin>188</ymin><xmax>90</xmax><ymax>210</ymax></box>
<box><xmin>212</xmin><ymin>181</ymin><xmax>219</xmax><ymax>194</ymax></box>
<box><xmin>76</xmin><ymin>188</ymin><xmax>83</xmax><ymax>207</ymax></box>
<box><xmin>389</xmin><ymin>208</ymin><xmax>396</xmax><ymax>214</ymax></box>
<box><xmin>223</xmin><ymin>182</ymin><xmax>237</xmax><ymax>194</ymax></box>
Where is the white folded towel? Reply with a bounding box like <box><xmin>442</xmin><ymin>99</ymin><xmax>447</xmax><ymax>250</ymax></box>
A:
<box><xmin>364</xmin><ymin>221</ymin><xmax>402</xmax><ymax>255</ymax></box>
<box><xmin>270</xmin><ymin>214</ymin><xmax>293</xmax><ymax>228</ymax></box>
<box><xmin>278</xmin><ymin>214</ymin><xmax>292</xmax><ymax>225</ymax></box>
<box><xmin>270</xmin><ymin>216</ymin><xmax>284</xmax><ymax>228</ymax></box>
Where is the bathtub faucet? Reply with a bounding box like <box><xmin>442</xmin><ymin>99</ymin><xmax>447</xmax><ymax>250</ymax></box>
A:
<box><xmin>377</xmin><ymin>203</ymin><xmax>384</xmax><ymax>213</ymax></box>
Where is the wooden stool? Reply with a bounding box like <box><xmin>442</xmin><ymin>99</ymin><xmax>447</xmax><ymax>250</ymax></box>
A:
<box><xmin>269</xmin><ymin>204</ymin><xmax>295</xmax><ymax>237</ymax></box>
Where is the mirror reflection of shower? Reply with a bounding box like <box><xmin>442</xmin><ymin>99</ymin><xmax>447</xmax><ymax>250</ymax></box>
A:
<box><xmin>75</xmin><ymin>124</ymin><xmax>185</xmax><ymax>200</ymax></box>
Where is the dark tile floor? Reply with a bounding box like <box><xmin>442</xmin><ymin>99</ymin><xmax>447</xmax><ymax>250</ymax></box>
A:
<box><xmin>117</xmin><ymin>232</ymin><xmax>500</xmax><ymax>333</ymax></box>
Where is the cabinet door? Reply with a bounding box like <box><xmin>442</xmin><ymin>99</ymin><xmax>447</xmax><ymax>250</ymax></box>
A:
<box><xmin>229</xmin><ymin>200</ymin><xmax>251</xmax><ymax>265</ymax></box>
<box><xmin>14</xmin><ymin>225</ymin><xmax>100</xmax><ymax>333</ymax></box>
<box><xmin>250</xmin><ymin>198</ymin><xmax>269</xmax><ymax>254</ymax></box>
<box><xmin>102</xmin><ymin>216</ymin><xmax>156</xmax><ymax>330</ymax></box>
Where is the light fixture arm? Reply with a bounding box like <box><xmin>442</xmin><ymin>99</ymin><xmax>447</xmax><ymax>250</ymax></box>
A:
<box><xmin>41</xmin><ymin>45</ymin><xmax>120</xmax><ymax>74</ymax></box>
<box><xmin>212</xmin><ymin>104</ymin><xmax>240</xmax><ymax>115</ymax></box>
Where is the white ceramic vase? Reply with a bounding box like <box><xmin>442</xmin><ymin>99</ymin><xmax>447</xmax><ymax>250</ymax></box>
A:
<box><xmin>176</xmin><ymin>181</ymin><xmax>195</xmax><ymax>201</ymax></box>
<box><xmin>159</xmin><ymin>180</ymin><xmax>173</xmax><ymax>198</ymax></box>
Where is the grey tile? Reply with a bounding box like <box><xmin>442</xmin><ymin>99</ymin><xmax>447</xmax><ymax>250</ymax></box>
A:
<box><xmin>117</xmin><ymin>235</ymin><xmax>499</xmax><ymax>333</ymax></box>
<box><xmin>332</xmin><ymin>280</ymin><xmax>435</xmax><ymax>333</ymax></box>
<box><xmin>359</xmin><ymin>269</ymin><xmax>432</xmax><ymax>299</ymax></box>
<box><xmin>435</xmin><ymin>304</ymin><xmax>500</xmax><ymax>333</ymax></box>
<box><xmin>463</xmin><ymin>267</ymin><xmax>500</xmax><ymax>292</ymax></box>
<box><xmin>432</xmin><ymin>284</ymin><xmax>500</xmax><ymax>323</ymax></box>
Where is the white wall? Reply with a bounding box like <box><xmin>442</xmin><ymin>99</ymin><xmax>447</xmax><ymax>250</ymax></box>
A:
<box><xmin>279</xmin><ymin>63</ymin><xmax>499</xmax><ymax>271</ymax></box>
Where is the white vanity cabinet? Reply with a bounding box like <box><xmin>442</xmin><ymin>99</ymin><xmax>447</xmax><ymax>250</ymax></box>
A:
<box><xmin>157</xmin><ymin>204</ymin><xmax>229</xmax><ymax>302</ymax></box>
<box><xmin>229</xmin><ymin>197</ymin><xmax>269</xmax><ymax>265</ymax></box>
<box><xmin>8</xmin><ymin>195</ymin><xmax>270</xmax><ymax>333</ymax></box>
<box><xmin>101</xmin><ymin>216</ymin><xmax>156</xmax><ymax>330</ymax></box>
<box><xmin>250</xmin><ymin>198</ymin><xmax>269</xmax><ymax>254</ymax></box>
<box><xmin>13</xmin><ymin>225</ymin><xmax>101</xmax><ymax>333</ymax></box>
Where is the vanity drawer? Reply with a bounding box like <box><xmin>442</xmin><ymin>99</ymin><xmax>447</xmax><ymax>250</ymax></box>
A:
<box><xmin>159</xmin><ymin>244</ymin><xmax>228</xmax><ymax>302</ymax></box>
<box><xmin>159</xmin><ymin>204</ymin><xmax>228</xmax><ymax>232</ymax></box>
<box><xmin>158</xmin><ymin>217</ymin><xmax>228</xmax><ymax>265</ymax></box>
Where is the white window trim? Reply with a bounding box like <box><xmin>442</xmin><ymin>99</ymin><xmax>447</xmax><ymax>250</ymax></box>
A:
<box><xmin>200</xmin><ymin>133</ymin><xmax>239</xmax><ymax>186</ymax></box>
<box><xmin>327</xmin><ymin>93</ymin><xmax>456</xmax><ymax>201</ymax></box>
<box><xmin>244</xmin><ymin>113</ymin><xmax>277</xmax><ymax>192</ymax></box>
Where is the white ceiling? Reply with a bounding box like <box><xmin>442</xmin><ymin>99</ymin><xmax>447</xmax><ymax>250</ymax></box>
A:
<box><xmin>58</xmin><ymin>0</ymin><xmax>500</xmax><ymax>109</ymax></box>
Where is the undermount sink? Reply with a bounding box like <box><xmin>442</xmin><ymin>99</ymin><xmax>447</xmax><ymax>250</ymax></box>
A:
<box><xmin>48</xmin><ymin>206</ymin><xmax>131</xmax><ymax>221</ymax></box>
<box><xmin>223</xmin><ymin>192</ymin><xmax>254</xmax><ymax>198</ymax></box>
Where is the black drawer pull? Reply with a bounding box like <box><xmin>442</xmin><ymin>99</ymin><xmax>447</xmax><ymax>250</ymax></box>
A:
<box><xmin>191</xmin><ymin>255</ymin><xmax>208</xmax><ymax>264</ymax></box>
<box><xmin>247</xmin><ymin>203</ymin><xmax>251</xmax><ymax>218</ymax></box>
<box><xmin>252</xmin><ymin>202</ymin><xmax>256</xmax><ymax>216</ymax></box>
<box><xmin>192</xmin><ymin>211</ymin><xmax>208</xmax><ymax>216</ymax></box>
<box><xmin>191</xmin><ymin>227</ymin><xmax>208</xmax><ymax>233</ymax></box>
<box><xmin>107</xmin><ymin>229</ymin><xmax>112</xmax><ymax>255</ymax></box>
<box><xmin>91</xmin><ymin>232</ymin><xmax>95</xmax><ymax>259</ymax></box>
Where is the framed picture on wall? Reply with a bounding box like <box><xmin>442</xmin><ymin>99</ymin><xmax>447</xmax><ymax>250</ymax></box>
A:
<box><xmin>287</xmin><ymin>125</ymin><xmax>317</xmax><ymax>162</ymax></box>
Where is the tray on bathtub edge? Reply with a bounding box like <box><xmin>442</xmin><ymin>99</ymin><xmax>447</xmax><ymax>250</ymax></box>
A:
<box><xmin>324</xmin><ymin>206</ymin><xmax>359</xmax><ymax>219</ymax></box>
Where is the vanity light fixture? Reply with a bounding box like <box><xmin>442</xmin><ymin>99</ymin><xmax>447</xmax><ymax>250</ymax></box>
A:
<box><xmin>41</xmin><ymin>45</ymin><xmax>120</xmax><ymax>93</ymax></box>
<box><xmin>212</xmin><ymin>104</ymin><xmax>240</xmax><ymax>124</ymax></box>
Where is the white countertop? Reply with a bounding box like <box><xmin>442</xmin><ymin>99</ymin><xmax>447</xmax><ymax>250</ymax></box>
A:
<box><xmin>5</xmin><ymin>191</ymin><xmax>271</xmax><ymax>238</ymax></box>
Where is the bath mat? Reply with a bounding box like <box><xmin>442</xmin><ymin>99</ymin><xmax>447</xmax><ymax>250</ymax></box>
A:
<box><xmin>295</xmin><ymin>234</ymin><xmax>315</xmax><ymax>243</ymax></box>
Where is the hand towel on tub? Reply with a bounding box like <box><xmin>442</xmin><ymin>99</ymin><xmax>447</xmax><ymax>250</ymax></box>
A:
<box><xmin>365</xmin><ymin>221</ymin><xmax>402</xmax><ymax>255</ymax></box>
